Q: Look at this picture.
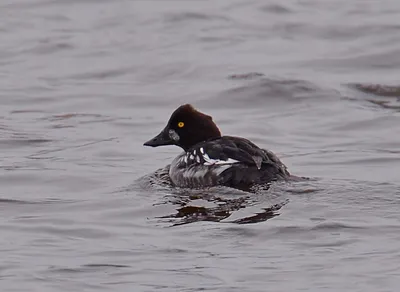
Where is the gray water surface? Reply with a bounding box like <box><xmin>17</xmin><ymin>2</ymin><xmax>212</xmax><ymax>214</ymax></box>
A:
<box><xmin>1</xmin><ymin>0</ymin><xmax>400</xmax><ymax>291</ymax></box>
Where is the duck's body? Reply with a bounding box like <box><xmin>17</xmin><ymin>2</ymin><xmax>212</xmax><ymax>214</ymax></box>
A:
<box><xmin>144</xmin><ymin>104</ymin><xmax>290</xmax><ymax>190</ymax></box>
<box><xmin>169</xmin><ymin>136</ymin><xmax>289</xmax><ymax>189</ymax></box>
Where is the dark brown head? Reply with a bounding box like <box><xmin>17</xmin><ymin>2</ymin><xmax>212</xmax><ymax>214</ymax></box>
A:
<box><xmin>144</xmin><ymin>104</ymin><xmax>221</xmax><ymax>151</ymax></box>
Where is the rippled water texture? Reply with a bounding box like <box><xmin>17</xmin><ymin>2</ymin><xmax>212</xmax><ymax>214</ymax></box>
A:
<box><xmin>1</xmin><ymin>0</ymin><xmax>400</xmax><ymax>291</ymax></box>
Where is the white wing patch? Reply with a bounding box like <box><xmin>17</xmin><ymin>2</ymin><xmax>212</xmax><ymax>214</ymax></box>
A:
<box><xmin>202</xmin><ymin>153</ymin><xmax>239</xmax><ymax>166</ymax></box>
<box><xmin>170</xmin><ymin>151</ymin><xmax>240</xmax><ymax>187</ymax></box>
<box><xmin>184</xmin><ymin>149</ymin><xmax>240</xmax><ymax>167</ymax></box>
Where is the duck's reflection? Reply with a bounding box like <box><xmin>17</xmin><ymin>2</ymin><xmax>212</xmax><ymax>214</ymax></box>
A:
<box><xmin>160</xmin><ymin>201</ymin><xmax>286</xmax><ymax>226</ymax></box>
<box><xmin>139</xmin><ymin>166</ymin><xmax>288</xmax><ymax>226</ymax></box>
<box><xmin>157</xmin><ymin>184</ymin><xmax>287</xmax><ymax>226</ymax></box>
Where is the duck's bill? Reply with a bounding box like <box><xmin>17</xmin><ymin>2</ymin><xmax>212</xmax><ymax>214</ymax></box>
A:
<box><xmin>143</xmin><ymin>129</ymin><xmax>173</xmax><ymax>147</ymax></box>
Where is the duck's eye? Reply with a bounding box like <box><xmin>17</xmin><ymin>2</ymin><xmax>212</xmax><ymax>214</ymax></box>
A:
<box><xmin>178</xmin><ymin>122</ymin><xmax>184</xmax><ymax>128</ymax></box>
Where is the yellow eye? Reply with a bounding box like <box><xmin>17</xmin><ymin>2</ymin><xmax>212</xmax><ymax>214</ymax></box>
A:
<box><xmin>178</xmin><ymin>122</ymin><xmax>184</xmax><ymax>128</ymax></box>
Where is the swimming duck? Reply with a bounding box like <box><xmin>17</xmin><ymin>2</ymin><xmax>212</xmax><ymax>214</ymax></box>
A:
<box><xmin>144</xmin><ymin>104</ymin><xmax>290</xmax><ymax>190</ymax></box>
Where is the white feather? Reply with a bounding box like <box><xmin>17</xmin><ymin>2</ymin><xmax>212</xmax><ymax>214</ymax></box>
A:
<box><xmin>202</xmin><ymin>153</ymin><xmax>239</xmax><ymax>166</ymax></box>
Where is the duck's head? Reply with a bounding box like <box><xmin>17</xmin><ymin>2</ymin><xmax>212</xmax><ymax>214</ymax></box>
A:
<box><xmin>144</xmin><ymin>104</ymin><xmax>221</xmax><ymax>151</ymax></box>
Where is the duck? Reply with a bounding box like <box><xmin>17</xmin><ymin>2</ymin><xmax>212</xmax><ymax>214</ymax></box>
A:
<box><xmin>144</xmin><ymin>104</ymin><xmax>290</xmax><ymax>190</ymax></box>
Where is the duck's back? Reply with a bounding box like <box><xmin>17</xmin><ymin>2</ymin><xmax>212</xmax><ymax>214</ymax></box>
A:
<box><xmin>169</xmin><ymin>136</ymin><xmax>290</xmax><ymax>189</ymax></box>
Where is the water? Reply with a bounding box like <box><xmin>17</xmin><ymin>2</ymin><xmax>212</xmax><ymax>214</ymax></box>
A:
<box><xmin>1</xmin><ymin>0</ymin><xmax>400</xmax><ymax>291</ymax></box>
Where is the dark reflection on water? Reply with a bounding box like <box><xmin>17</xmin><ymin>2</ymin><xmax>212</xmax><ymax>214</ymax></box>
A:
<box><xmin>351</xmin><ymin>83</ymin><xmax>400</xmax><ymax>97</ymax></box>
<box><xmin>137</xmin><ymin>167</ymin><xmax>289</xmax><ymax>226</ymax></box>
<box><xmin>156</xmin><ymin>191</ymin><xmax>288</xmax><ymax>226</ymax></box>
<box><xmin>347</xmin><ymin>83</ymin><xmax>400</xmax><ymax>110</ymax></box>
